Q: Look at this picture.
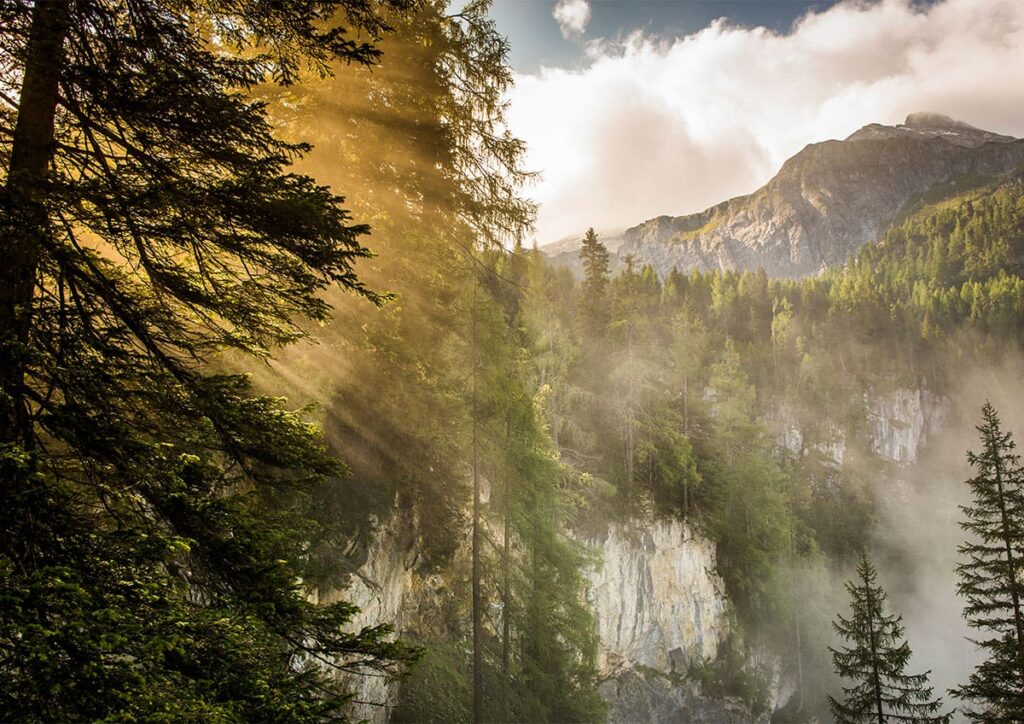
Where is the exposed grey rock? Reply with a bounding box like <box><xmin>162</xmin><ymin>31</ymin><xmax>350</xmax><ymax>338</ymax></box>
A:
<box><xmin>600</xmin><ymin>669</ymin><xmax>770</xmax><ymax>724</ymax></box>
<box><xmin>865</xmin><ymin>388</ymin><xmax>949</xmax><ymax>465</ymax></box>
<box><xmin>325</xmin><ymin>509</ymin><xmax>748</xmax><ymax>722</ymax></box>
<box><xmin>615</xmin><ymin>115</ymin><xmax>1024</xmax><ymax>278</ymax></box>
<box><xmin>584</xmin><ymin>517</ymin><xmax>728</xmax><ymax>676</ymax></box>
<box><xmin>767</xmin><ymin>407</ymin><xmax>847</xmax><ymax>467</ymax></box>
<box><xmin>849</xmin><ymin>113</ymin><xmax>1017</xmax><ymax>148</ymax></box>
<box><xmin>316</xmin><ymin>513</ymin><xmax>417</xmax><ymax>724</ymax></box>
<box><xmin>584</xmin><ymin>517</ymin><xmax>800</xmax><ymax>722</ymax></box>
<box><xmin>770</xmin><ymin>388</ymin><xmax>950</xmax><ymax>468</ymax></box>
<box><xmin>540</xmin><ymin>228</ymin><xmax>629</xmax><ymax>256</ymax></box>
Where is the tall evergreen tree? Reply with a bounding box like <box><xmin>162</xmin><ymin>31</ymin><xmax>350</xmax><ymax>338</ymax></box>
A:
<box><xmin>264</xmin><ymin>4</ymin><xmax>606</xmax><ymax>720</ymax></box>
<box><xmin>828</xmin><ymin>554</ymin><xmax>951</xmax><ymax>724</ymax></box>
<box><xmin>953</xmin><ymin>402</ymin><xmax>1024</xmax><ymax>721</ymax></box>
<box><xmin>0</xmin><ymin>0</ymin><xmax>420</xmax><ymax>719</ymax></box>
<box><xmin>578</xmin><ymin>227</ymin><xmax>610</xmax><ymax>336</ymax></box>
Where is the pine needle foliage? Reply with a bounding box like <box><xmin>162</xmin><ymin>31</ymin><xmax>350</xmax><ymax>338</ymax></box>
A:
<box><xmin>828</xmin><ymin>554</ymin><xmax>951</xmax><ymax>723</ymax></box>
<box><xmin>952</xmin><ymin>402</ymin><xmax>1024</xmax><ymax>721</ymax></box>
<box><xmin>578</xmin><ymin>228</ymin><xmax>611</xmax><ymax>336</ymax></box>
<box><xmin>0</xmin><ymin>0</ymin><xmax>421</xmax><ymax>719</ymax></box>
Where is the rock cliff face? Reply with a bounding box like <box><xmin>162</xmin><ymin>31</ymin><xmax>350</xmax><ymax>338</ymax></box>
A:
<box><xmin>329</xmin><ymin>386</ymin><xmax>951</xmax><ymax>723</ymax></box>
<box><xmin>773</xmin><ymin>387</ymin><xmax>950</xmax><ymax>468</ymax></box>
<box><xmin>328</xmin><ymin>512</ymin><xmax>738</xmax><ymax>723</ymax></box>
<box><xmin>317</xmin><ymin>515</ymin><xmax>416</xmax><ymax>724</ymax></box>
<box><xmin>865</xmin><ymin>388</ymin><xmax>949</xmax><ymax>465</ymax></box>
<box><xmin>582</xmin><ymin>518</ymin><xmax>778</xmax><ymax>723</ymax></box>
<box><xmin>585</xmin><ymin>517</ymin><xmax>727</xmax><ymax>677</ymax></box>
<box><xmin>598</xmin><ymin>670</ymin><xmax>767</xmax><ymax>724</ymax></box>
<box><xmin>615</xmin><ymin>114</ymin><xmax>1024</xmax><ymax>278</ymax></box>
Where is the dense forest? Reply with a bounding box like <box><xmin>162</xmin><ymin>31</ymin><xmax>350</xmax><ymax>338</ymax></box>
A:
<box><xmin>3</xmin><ymin>0</ymin><xmax>1024</xmax><ymax>722</ymax></box>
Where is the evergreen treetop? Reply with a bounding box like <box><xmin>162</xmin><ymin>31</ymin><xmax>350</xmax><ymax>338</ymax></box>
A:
<box><xmin>953</xmin><ymin>402</ymin><xmax>1024</xmax><ymax>721</ymax></box>
<box><xmin>578</xmin><ymin>227</ymin><xmax>610</xmax><ymax>335</ymax></box>
<box><xmin>828</xmin><ymin>554</ymin><xmax>951</xmax><ymax>724</ymax></box>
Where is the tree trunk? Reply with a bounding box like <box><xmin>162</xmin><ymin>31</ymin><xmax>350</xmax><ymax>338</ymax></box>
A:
<box><xmin>992</xmin><ymin>455</ymin><xmax>1024</xmax><ymax>661</ymax></box>
<box><xmin>0</xmin><ymin>0</ymin><xmax>70</xmax><ymax>445</ymax></box>
<box><xmin>623</xmin><ymin>324</ymin><xmax>636</xmax><ymax>485</ymax></box>
<box><xmin>794</xmin><ymin>605</ymin><xmax>803</xmax><ymax>711</ymax></box>
<box><xmin>471</xmin><ymin>291</ymin><xmax>484</xmax><ymax>724</ymax></box>
<box><xmin>548</xmin><ymin>320</ymin><xmax>559</xmax><ymax>448</ymax></box>
<box><xmin>865</xmin><ymin>577</ymin><xmax>885</xmax><ymax>724</ymax></box>
<box><xmin>682</xmin><ymin>374</ymin><xmax>688</xmax><ymax>433</ymax></box>
<box><xmin>502</xmin><ymin>475</ymin><xmax>511</xmax><ymax>723</ymax></box>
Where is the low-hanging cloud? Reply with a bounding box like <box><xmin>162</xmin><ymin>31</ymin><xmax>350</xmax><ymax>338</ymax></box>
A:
<box><xmin>509</xmin><ymin>0</ymin><xmax>1024</xmax><ymax>244</ymax></box>
<box><xmin>553</xmin><ymin>0</ymin><xmax>591</xmax><ymax>40</ymax></box>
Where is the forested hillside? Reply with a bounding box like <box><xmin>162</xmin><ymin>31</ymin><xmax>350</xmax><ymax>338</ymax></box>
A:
<box><xmin>520</xmin><ymin>172</ymin><xmax>1024</xmax><ymax>719</ymax></box>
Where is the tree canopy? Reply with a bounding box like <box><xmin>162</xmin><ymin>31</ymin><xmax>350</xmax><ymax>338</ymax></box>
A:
<box><xmin>0</xmin><ymin>0</ymin><xmax>423</xmax><ymax>719</ymax></box>
<box><xmin>953</xmin><ymin>403</ymin><xmax>1024</xmax><ymax>721</ymax></box>
<box><xmin>828</xmin><ymin>554</ymin><xmax>950</xmax><ymax>724</ymax></box>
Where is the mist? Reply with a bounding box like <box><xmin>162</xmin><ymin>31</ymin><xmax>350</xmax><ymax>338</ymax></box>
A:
<box><xmin>863</xmin><ymin>354</ymin><xmax>1024</xmax><ymax>720</ymax></box>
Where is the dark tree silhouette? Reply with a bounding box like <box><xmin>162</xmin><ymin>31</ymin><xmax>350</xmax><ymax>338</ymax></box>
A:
<box><xmin>953</xmin><ymin>402</ymin><xmax>1024</xmax><ymax>721</ymax></box>
<box><xmin>0</xmin><ymin>0</ymin><xmax>419</xmax><ymax>718</ymax></box>
<box><xmin>578</xmin><ymin>227</ymin><xmax>610</xmax><ymax>336</ymax></box>
<box><xmin>829</xmin><ymin>554</ymin><xmax>951</xmax><ymax>723</ymax></box>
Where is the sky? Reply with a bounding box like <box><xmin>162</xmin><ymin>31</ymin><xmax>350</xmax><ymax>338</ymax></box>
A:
<box><xmin>490</xmin><ymin>0</ymin><xmax>1024</xmax><ymax>245</ymax></box>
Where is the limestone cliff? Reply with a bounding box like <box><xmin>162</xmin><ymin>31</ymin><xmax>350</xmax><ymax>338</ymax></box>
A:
<box><xmin>865</xmin><ymin>388</ymin><xmax>949</xmax><ymax>465</ymax></box>
<box><xmin>327</xmin><ymin>511</ymin><xmax>747</xmax><ymax>722</ymax></box>
<box><xmin>321</xmin><ymin>382</ymin><xmax>956</xmax><ymax>723</ymax></box>
<box><xmin>316</xmin><ymin>514</ymin><xmax>417</xmax><ymax>724</ymax></box>
<box><xmin>773</xmin><ymin>387</ymin><xmax>950</xmax><ymax>468</ymax></box>
<box><xmin>583</xmin><ymin>517</ymin><xmax>777</xmax><ymax>723</ymax></box>
<box><xmin>585</xmin><ymin>517</ymin><xmax>726</xmax><ymax>676</ymax></box>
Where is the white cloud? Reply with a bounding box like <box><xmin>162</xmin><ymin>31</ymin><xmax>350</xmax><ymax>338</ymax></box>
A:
<box><xmin>509</xmin><ymin>0</ymin><xmax>1024</xmax><ymax>244</ymax></box>
<box><xmin>553</xmin><ymin>0</ymin><xmax>591</xmax><ymax>40</ymax></box>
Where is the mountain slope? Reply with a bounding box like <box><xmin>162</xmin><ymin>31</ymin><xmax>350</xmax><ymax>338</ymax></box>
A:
<box><xmin>615</xmin><ymin>113</ymin><xmax>1024</xmax><ymax>278</ymax></box>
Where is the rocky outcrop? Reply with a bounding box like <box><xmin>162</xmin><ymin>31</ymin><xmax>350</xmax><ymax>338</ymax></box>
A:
<box><xmin>315</xmin><ymin>515</ymin><xmax>417</xmax><ymax>724</ymax></box>
<box><xmin>324</xmin><ymin>511</ymin><xmax>746</xmax><ymax>723</ymax></box>
<box><xmin>776</xmin><ymin>418</ymin><xmax>847</xmax><ymax>468</ymax></box>
<box><xmin>585</xmin><ymin>517</ymin><xmax>728</xmax><ymax>677</ymax></box>
<box><xmin>615</xmin><ymin>114</ymin><xmax>1024</xmax><ymax>279</ymax></box>
<box><xmin>772</xmin><ymin>388</ymin><xmax>950</xmax><ymax>468</ymax></box>
<box><xmin>599</xmin><ymin>669</ymin><xmax>762</xmax><ymax>724</ymax></box>
<box><xmin>580</xmin><ymin>517</ymin><xmax>788</xmax><ymax>723</ymax></box>
<box><xmin>866</xmin><ymin>388</ymin><xmax>949</xmax><ymax>465</ymax></box>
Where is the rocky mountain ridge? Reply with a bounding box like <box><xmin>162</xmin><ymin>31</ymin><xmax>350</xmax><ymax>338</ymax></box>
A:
<box><xmin>551</xmin><ymin>114</ymin><xmax>1024</xmax><ymax>279</ymax></box>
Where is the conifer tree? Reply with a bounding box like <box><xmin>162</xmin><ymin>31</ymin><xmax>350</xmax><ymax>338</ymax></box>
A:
<box><xmin>828</xmin><ymin>554</ymin><xmax>951</xmax><ymax>724</ymax></box>
<box><xmin>0</xmin><ymin>1</ymin><xmax>420</xmax><ymax>719</ymax></box>
<box><xmin>578</xmin><ymin>227</ymin><xmax>610</xmax><ymax>336</ymax></box>
<box><xmin>952</xmin><ymin>402</ymin><xmax>1024</xmax><ymax>721</ymax></box>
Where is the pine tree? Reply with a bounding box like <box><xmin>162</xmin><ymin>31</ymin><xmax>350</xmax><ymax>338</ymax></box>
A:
<box><xmin>0</xmin><ymin>1</ymin><xmax>420</xmax><ymax>719</ymax></box>
<box><xmin>578</xmin><ymin>227</ymin><xmax>610</xmax><ymax>336</ymax></box>
<box><xmin>828</xmin><ymin>554</ymin><xmax>951</xmax><ymax>723</ymax></box>
<box><xmin>952</xmin><ymin>402</ymin><xmax>1024</xmax><ymax>721</ymax></box>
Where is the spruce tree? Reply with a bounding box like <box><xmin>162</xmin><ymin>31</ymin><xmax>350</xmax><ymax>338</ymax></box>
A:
<box><xmin>828</xmin><ymin>554</ymin><xmax>951</xmax><ymax>723</ymax></box>
<box><xmin>578</xmin><ymin>227</ymin><xmax>610</xmax><ymax>336</ymax></box>
<box><xmin>952</xmin><ymin>402</ymin><xmax>1024</xmax><ymax>721</ymax></box>
<box><xmin>0</xmin><ymin>0</ymin><xmax>420</xmax><ymax>719</ymax></box>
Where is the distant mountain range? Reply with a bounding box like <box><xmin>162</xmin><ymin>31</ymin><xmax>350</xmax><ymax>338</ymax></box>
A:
<box><xmin>543</xmin><ymin>113</ymin><xmax>1024</xmax><ymax>278</ymax></box>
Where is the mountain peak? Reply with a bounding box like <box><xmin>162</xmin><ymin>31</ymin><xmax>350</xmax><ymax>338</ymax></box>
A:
<box><xmin>846</xmin><ymin>113</ymin><xmax>1016</xmax><ymax>148</ymax></box>
<box><xmin>902</xmin><ymin>112</ymin><xmax>978</xmax><ymax>131</ymax></box>
<box><xmin>609</xmin><ymin>116</ymin><xmax>1024</xmax><ymax>279</ymax></box>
